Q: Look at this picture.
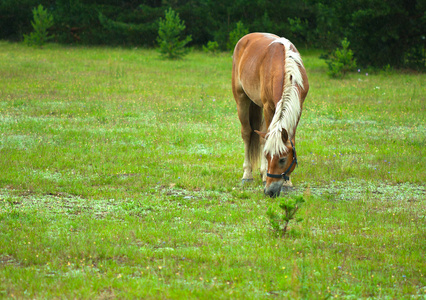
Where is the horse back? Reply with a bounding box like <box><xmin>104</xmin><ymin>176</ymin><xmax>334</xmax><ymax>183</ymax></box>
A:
<box><xmin>232</xmin><ymin>33</ymin><xmax>289</xmax><ymax>108</ymax></box>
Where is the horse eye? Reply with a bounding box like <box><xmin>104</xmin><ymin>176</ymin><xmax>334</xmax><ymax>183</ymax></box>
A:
<box><xmin>279</xmin><ymin>158</ymin><xmax>286</xmax><ymax>165</ymax></box>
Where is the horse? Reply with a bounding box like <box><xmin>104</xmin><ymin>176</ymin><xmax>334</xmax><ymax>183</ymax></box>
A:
<box><xmin>232</xmin><ymin>33</ymin><xmax>309</xmax><ymax>197</ymax></box>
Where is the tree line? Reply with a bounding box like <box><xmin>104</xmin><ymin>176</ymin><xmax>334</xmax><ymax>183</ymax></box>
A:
<box><xmin>1</xmin><ymin>0</ymin><xmax>425</xmax><ymax>69</ymax></box>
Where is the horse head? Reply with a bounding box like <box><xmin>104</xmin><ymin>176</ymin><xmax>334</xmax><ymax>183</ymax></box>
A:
<box><xmin>255</xmin><ymin>129</ymin><xmax>297</xmax><ymax>198</ymax></box>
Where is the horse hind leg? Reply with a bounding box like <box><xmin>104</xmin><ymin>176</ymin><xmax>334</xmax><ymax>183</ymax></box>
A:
<box><xmin>236</xmin><ymin>97</ymin><xmax>253</xmax><ymax>183</ymax></box>
<box><xmin>237</xmin><ymin>95</ymin><xmax>262</xmax><ymax>183</ymax></box>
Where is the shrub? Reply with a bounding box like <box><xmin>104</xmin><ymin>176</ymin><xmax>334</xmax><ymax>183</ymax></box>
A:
<box><xmin>23</xmin><ymin>4</ymin><xmax>54</xmax><ymax>47</ymax></box>
<box><xmin>156</xmin><ymin>8</ymin><xmax>192</xmax><ymax>59</ymax></box>
<box><xmin>288</xmin><ymin>17</ymin><xmax>309</xmax><ymax>45</ymax></box>
<box><xmin>325</xmin><ymin>38</ymin><xmax>357</xmax><ymax>78</ymax></box>
<box><xmin>202</xmin><ymin>40</ymin><xmax>219</xmax><ymax>54</ymax></box>
<box><xmin>227</xmin><ymin>21</ymin><xmax>249</xmax><ymax>51</ymax></box>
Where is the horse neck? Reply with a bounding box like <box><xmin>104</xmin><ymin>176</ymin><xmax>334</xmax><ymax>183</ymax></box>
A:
<box><xmin>264</xmin><ymin>40</ymin><xmax>305</xmax><ymax>158</ymax></box>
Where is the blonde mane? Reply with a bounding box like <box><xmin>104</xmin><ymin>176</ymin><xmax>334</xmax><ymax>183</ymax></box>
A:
<box><xmin>264</xmin><ymin>37</ymin><xmax>304</xmax><ymax>158</ymax></box>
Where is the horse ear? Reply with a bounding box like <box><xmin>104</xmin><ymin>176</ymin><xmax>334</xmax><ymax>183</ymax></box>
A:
<box><xmin>254</xmin><ymin>130</ymin><xmax>267</xmax><ymax>139</ymax></box>
<box><xmin>281</xmin><ymin>129</ymin><xmax>288</xmax><ymax>142</ymax></box>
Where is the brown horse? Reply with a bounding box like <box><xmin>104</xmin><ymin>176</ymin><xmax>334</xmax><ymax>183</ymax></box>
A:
<box><xmin>232</xmin><ymin>33</ymin><xmax>309</xmax><ymax>197</ymax></box>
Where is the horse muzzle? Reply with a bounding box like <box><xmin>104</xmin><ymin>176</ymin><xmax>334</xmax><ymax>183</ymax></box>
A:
<box><xmin>264</xmin><ymin>181</ymin><xmax>284</xmax><ymax>198</ymax></box>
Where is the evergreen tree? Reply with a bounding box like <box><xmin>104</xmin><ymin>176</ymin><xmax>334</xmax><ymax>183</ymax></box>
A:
<box><xmin>156</xmin><ymin>8</ymin><xmax>192</xmax><ymax>59</ymax></box>
<box><xmin>23</xmin><ymin>4</ymin><xmax>54</xmax><ymax>47</ymax></box>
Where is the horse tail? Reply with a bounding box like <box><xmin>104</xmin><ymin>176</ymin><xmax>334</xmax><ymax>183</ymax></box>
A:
<box><xmin>248</xmin><ymin>101</ymin><xmax>263</xmax><ymax>169</ymax></box>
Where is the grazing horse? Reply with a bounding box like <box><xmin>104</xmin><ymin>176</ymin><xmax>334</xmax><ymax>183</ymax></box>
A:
<box><xmin>232</xmin><ymin>33</ymin><xmax>309</xmax><ymax>197</ymax></box>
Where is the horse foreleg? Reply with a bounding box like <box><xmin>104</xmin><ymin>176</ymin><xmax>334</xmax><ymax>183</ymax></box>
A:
<box><xmin>241</xmin><ymin>115</ymin><xmax>254</xmax><ymax>183</ymax></box>
<box><xmin>259</xmin><ymin>122</ymin><xmax>268</xmax><ymax>184</ymax></box>
<box><xmin>242</xmin><ymin>141</ymin><xmax>253</xmax><ymax>182</ymax></box>
<box><xmin>281</xmin><ymin>178</ymin><xmax>294</xmax><ymax>190</ymax></box>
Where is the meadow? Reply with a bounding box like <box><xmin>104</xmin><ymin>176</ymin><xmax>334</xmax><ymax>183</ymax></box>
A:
<box><xmin>0</xmin><ymin>41</ymin><xmax>425</xmax><ymax>299</ymax></box>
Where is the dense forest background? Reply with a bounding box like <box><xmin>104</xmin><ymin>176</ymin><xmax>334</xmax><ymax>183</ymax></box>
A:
<box><xmin>1</xmin><ymin>0</ymin><xmax>425</xmax><ymax>69</ymax></box>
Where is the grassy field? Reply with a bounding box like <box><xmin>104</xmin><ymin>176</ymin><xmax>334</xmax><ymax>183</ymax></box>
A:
<box><xmin>0</xmin><ymin>41</ymin><xmax>425</xmax><ymax>299</ymax></box>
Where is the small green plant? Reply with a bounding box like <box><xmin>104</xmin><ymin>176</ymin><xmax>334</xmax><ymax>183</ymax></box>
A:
<box><xmin>157</xmin><ymin>8</ymin><xmax>192</xmax><ymax>59</ymax></box>
<box><xmin>202</xmin><ymin>40</ymin><xmax>219</xmax><ymax>54</ymax></box>
<box><xmin>23</xmin><ymin>4</ymin><xmax>54</xmax><ymax>47</ymax></box>
<box><xmin>267</xmin><ymin>195</ymin><xmax>305</xmax><ymax>236</ymax></box>
<box><xmin>227</xmin><ymin>21</ymin><xmax>249</xmax><ymax>51</ymax></box>
<box><xmin>325</xmin><ymin>38</ymin><xmax>357</xmax><ymax>78</ymax></box>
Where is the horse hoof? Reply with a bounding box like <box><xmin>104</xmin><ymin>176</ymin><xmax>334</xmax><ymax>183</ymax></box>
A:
<box><xmin>242</xmin><ymin>179</ymin><xmax>253</xmax><ymax>184</ymax></box>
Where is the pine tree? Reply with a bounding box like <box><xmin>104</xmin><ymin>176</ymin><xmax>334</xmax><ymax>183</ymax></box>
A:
<box><xmin>157</xmin><ymin>8</ymin><xmax>192</xmax><ymax>59</ymax></box>
<box><xmin>23</xmin><ymin>5</ymin><xmax>54</xmax><ymax>47</ymax></box>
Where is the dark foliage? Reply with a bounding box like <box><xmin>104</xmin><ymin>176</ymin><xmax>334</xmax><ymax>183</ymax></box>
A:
<box><xmin>301</xmin><ymin>0</ymin><xmax>426</xmax><ymax>69</ymax></box>
<box><xmin>1</xmin><ymin>0</ymin><xmax>424</xmax><ymax>69</ymax></box>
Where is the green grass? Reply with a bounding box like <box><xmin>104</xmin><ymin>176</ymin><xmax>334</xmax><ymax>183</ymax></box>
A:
<box><xmin>0</xmin><ymin>41</ymin><xmax>425</xmax><ymax>299</ymax></box>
